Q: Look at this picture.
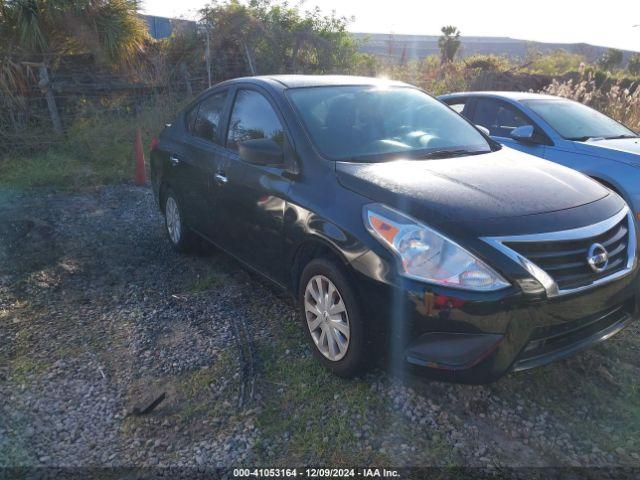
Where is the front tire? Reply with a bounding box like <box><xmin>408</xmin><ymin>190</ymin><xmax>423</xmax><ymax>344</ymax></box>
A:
<box><xmin>298</xmin><ymin>258</ymin><xmax>368</xmax><ymax>378</ymax></box>
<box><xmin>163</xmin><ymin>189</ymin><xmax>196</xmax><ymax>253</ymax></box>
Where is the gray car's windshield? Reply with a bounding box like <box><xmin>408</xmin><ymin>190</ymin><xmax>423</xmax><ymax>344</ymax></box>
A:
<box><xmin>523</xmin><ymin>98</ymin><xmax>637</xmax><ymax>141</ymax></box>
<box><xmin>286</xmin><ymin>85</ymin><xmax>492</xmax><ymax>161</ymax></box>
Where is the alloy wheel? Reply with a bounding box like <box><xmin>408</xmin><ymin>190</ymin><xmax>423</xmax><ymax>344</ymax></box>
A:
<box><xmin>304</xmin><ymin>274</ymin><xmax>350</xmax><ymax>361</ymax></box>
<box><xmin>165</xmin><ymin>196</ymin><xmax>181</xmax><ymax>244</ymax></box>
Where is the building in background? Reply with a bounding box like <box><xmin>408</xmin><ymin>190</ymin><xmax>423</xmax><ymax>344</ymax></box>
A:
<box><xmin>141</xmin><ymin>15</ymin><xmax>196</xmax><ymax>39</ymax></box>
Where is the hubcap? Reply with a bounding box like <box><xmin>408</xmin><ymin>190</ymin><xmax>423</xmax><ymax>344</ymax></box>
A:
<box><xmin>304</xmin><ymin>275</ymin><xmax>350</xmax><ymax>361</ymax></box>
<box><xmin>165</xmin><ymin>196</ymin><xmax>181</xmax><ymax>244</ymax></box>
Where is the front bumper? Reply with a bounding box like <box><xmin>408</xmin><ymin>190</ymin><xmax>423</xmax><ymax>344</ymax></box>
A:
<box><xmin>352</xmin><ymin>264</ymin><xmax>638</xmax><ymax>383</ymax></box>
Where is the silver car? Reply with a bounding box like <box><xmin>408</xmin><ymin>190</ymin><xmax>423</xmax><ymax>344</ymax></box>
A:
<box><xmin>439</xmin><ymin>91</ymin><xmax>640</xmax><ymax>219</ymax></box>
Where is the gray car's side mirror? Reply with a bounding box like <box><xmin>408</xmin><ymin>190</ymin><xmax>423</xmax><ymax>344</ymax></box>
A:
<box><xmin>238</xmin><ymin>138</ymin><xmax>284</xmax><ymax>166</ymax></box>
<box><xmin>476</xmin><ymin>125</ymin><xmax>490</xmax><ymax>136</ymax></box>
<box><xmin>510</xmin><ymin>125</ymin><xmax>535</xmax><ymax>142</ymax></box>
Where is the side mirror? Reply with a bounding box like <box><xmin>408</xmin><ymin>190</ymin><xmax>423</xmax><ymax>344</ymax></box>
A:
<box><xmin>238</xmin><ymin>138</ymin><xmax>284</xmax><ymax>166</ymax></box>
<box><xmin>475</xmin><ymin>124</ymin><xmax>490</xmax><ymax>136</ymax></box>
<box><xmin>510</xmin><ymin>125</ymin><xmax>535</xmax><ymax>142</ymax></box>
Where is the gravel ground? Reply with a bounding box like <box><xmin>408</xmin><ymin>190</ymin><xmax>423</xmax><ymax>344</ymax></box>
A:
<box><xmin>1</xmin><ymin>184</ymin><xmax>639</xmax><ymax>473</ymax></box>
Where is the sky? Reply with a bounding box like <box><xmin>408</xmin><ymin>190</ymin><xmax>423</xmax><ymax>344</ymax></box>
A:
<box><xmin>141</xmin><ymin>0</ymin><xmax>640</xmax><ymax>52</ymax></box>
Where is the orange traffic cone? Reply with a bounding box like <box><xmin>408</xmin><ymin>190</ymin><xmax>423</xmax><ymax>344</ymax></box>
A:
<box><xmin>134</xmin><ymin>127</ymin><xmax>146</xmax><ymax>186</ymax></box>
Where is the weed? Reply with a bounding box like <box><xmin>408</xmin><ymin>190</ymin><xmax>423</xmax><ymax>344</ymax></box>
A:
<box><xmin>185</xmin><ymin>272</ymin><xmax>228</xmax><ymax>293</ymax></box>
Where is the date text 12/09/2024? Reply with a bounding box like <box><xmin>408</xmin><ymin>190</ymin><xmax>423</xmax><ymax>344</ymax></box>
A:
<box><xmin>233</xmin><ymin>468</ymin><xmax>400</xmax><ymax>478</ymax></box>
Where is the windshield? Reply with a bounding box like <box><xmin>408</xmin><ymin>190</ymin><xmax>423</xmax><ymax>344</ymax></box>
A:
<box><xmin>522</xmin><ymin>99</ymin><xmax>637</xmax><ymax>141</ymax></box>
<box><xmin>286</xmin><ymin>85</ymin><xmax>491</xmax><ymax>161</ymax></box>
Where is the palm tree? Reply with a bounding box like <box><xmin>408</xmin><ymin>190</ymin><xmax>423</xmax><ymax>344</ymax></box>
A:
<box><xmin>1</xmin><ymin>0</ymin><xmax>148</xmax><ymax>66</ymax></box>
<box><xmin>438</xmin><ymin>25</ymin><xmax>461</xmax><ymax>64</ymax></box>
<box><xmin>1</xmin><ymin>0</ymin><xmax>148</xmax><ymax>133</ymax></box>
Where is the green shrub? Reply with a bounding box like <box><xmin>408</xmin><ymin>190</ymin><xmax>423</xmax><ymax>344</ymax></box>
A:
<box><xmin>464</xmin><ymin>54</ymin><xmax>512</xmax><ymax>72</ymax></box>
<box><xmin>383</xmin><ymin>55</ymin><xmax>469</xmax><ymax>95</ymax></box>
<box><xmin>524</xmin><ymin>50</ymin><xmax>586</xmax><ymax>75</ymax></box>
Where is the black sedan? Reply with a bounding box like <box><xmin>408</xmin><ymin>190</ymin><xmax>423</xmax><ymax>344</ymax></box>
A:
<box><xmin>150</xmin><ymin>75</ymin><xmax>638</xmax><ymax>383</ymax></box>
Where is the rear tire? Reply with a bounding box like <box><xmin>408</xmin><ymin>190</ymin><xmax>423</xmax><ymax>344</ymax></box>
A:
<box><xmin>163</xmin><ymin>188</ymin><xmax>196</xmax><ymax>253</ymax></box>
<box><xmin>298</xmin><ymin>258</ymin><xmax>369</xmax><ymax>378</ymax></box>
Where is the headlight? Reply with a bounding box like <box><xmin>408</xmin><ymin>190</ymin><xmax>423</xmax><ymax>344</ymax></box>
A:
<box><xmin>364</xmin><ymin>203</ymin><xmax>510</xmax><ymax>291</ymax></box>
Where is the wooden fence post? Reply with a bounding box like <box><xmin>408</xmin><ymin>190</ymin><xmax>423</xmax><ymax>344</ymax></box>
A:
<box><xmin>180</xmin><ymin>62</ymin><xmax>193</xmax><ymax>97</ymax></box>
<box><xmin>38</xmin><ymin>65</ymin><xmax>62</xmax><ymax>135</ymax></box>
<box><xmin>205</xmin><ymin>27</ymin><xmax>212</xmax><ymax>88</ymax></box>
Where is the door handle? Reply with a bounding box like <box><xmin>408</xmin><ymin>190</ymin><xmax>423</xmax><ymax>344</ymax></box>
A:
<box><xmin>214</xmin><ymin>172</ymin><xmax>228</xmax><ymax>184</ymax></box>
<box><xmin>169</xmin><ymin>155</ymin><xmax>180</xmax><ymax>167</ymax></box>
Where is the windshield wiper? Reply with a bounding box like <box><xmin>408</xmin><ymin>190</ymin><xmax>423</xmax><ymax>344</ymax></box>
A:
<box><xmin>569</xmin><ymin>134</ymin><xmax>639</xmax><ymax>142</ymax></box>
<box><xmin>567</xmin><ymin>136</ymin><xmax>604</xmax><ymax>142</ymax></box>
<box><xmin>602</xmin><ymin>134</ymin><xmax>639</xmax><ymax>140</ymax></box>
<box><xmin>340</xmin><ymin>148</ymin><xmax>490</xmax><ymax>163</ymax></box>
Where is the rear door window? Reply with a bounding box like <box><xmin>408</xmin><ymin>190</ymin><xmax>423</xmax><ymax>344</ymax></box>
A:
<box><xmin>190</xmin><ymin>91</ymin><xmax>228</xmax><ymax>145</ymax></box>
<box><xmin>445</xmin><ymin>98</ymin><xmax>470</xmax><ymax>118</ymax></box>
<box><xmin>186</xmin><ymin>105</ymin><xmax>199</xmax><ymax>132</ymax></box>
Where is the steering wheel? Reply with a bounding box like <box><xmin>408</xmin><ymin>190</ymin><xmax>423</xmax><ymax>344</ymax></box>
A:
<box><xmin>386</xmin><ymin>103</ymin><xmax>432</xmax><ymax>127</ymax></box>
<box><xmin>385</xmin><ymin>103</ymin><xmax>435</xmax><ymax>138</ymax></box>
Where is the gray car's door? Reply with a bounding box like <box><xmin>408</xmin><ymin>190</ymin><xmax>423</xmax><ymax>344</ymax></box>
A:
<box><xmin>470</xmin><ymin>97</ymin><xmax>548</xmax><ymax>157</ymax></box>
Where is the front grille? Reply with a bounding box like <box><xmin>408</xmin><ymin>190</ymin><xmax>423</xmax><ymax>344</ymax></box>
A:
<box><xmin>504</xmin><ymin>214</ymin><xmax>631</xmax><ymax>291</ymax></box>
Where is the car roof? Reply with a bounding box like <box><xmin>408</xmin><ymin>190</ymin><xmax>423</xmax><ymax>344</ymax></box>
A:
<box><xmin>439</xmin><ymin>91</ymin><xmax>562</xmax><ymax>102</ymax></box>
<box><xmin>217</xmin><ymin>74</ymin><xmax>410</xmax><ymax>89</ymax></box>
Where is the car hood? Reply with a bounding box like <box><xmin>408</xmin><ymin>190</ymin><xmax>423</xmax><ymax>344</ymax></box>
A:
<box><xmin>573</xmin><ymin>137</ymin><xmax>640</xmax><ymax>166</ymax></box>
<box><xmin>336</xmin><ymin>147</ymin><xmax>609</xmax><ymax>228</ymax></box>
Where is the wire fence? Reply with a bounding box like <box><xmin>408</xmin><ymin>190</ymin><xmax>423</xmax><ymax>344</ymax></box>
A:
<box><xmin>0</xmin><ymin>53</ymin><xmax>250</xmax><ymax>155</ymax></box>
<box><xmin>6</xmin><ymin>48</ymin><xmax>634</xmax><ymax>157</ymax></box>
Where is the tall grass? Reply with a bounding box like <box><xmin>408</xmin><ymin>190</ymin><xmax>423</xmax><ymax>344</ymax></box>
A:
<box><xmin>0</xmin><ymin>95</ymin><xmax>186</xmax><ymax>189</ymax></box>
<box><xmin>543</xmin><ymin>73</ymin><xmax>640</xmax><ymax>131</ymax></box>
